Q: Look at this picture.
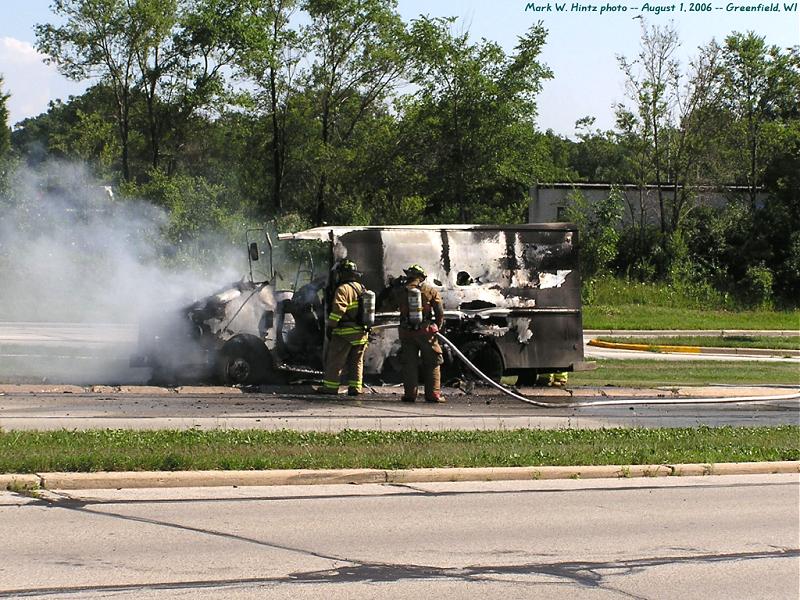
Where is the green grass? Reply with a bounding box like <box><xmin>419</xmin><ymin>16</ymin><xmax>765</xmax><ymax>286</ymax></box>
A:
<box><xmin>571</xmin><ymin>359</ymin><xmax>800</xmax><ymax>387</ymax></box>
<box><xmin>581</xmin><ymin>277</ymin><xmax>800</xmax><ymax>330</ymax></box>
<box><xmin>597</xmin><ymin>336</ymin><xmax>800</xmax><ymax>351</ymax></box>
<box><xmin>584</xmin><ymin>305</ymin><xmax>800</xmax><ymax>330</ymax></box>
<box><xmin>584</xmin><ymin>277</ymin><xmax>734</xmax><ymax>309</ymax></box>
<box><xmin>0</xmin><ymin>427</ymin><xmax>797</xmax><ymax>474</ymax></box>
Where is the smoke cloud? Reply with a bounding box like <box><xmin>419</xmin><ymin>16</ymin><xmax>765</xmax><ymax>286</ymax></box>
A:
<box><xmin>0</xmin><ymin>161</ymin><xmax>255</xmax><ymax>384</ymax></box>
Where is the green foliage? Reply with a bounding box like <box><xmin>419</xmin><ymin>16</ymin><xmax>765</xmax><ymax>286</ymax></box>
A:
<box><xmin>119</xmin><ymin>169</ymin><xmax>254</xmax><ymax>276</ymax></box>
<box><xmin>405</xmin><ymin>17</ymin><xmax>552</xmax><ymax>223</ymax></box>
<box><xmin>122</xmin><ymin>169</ymin><xmax>223</xmax><ymax>239</ymax></box>
<box><xmin>738</xmin><ymin>264</ymin><xmax>774</xmax><ymax>309</ymax></box>
<box><xmin>720</xmin><ymin>33</ymin><xmax>800</xmax><ymax>196</ymax></box>
<box><xmin>566</xmin><ymin>187</ymin><xmax>622</xmax><ymax>277</ymax></box>
<box><xmin>0</xmin><ymin>77</ymin><xmax>12</xmax><ymax>197</ymax></box>
<box><xmin>371</xmin><ymin>194</ymin><xmax>426</xmax><ymax>225</ymax></box>
<box><xmin>0</xmin><ymin>76</ymin><xmax>10</xmax><ymax>159</ymax></box>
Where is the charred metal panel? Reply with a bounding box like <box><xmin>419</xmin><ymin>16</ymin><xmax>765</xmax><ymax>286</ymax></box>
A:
<box><xmin>498</xmin><ymin>312</ymin><xmax>584</xmax><ymax>370</ymax></box>
<box><xmin>328</xmin><ymin>225</ymin><xmax>580</xmax><ymax>308</ymax></box>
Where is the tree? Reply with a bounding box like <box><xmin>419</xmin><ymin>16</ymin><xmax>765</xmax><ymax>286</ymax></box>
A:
<box><xmin>236</xmin><ymin>0</ymin><xmax>304</xmax><ymax>213</ymax></box>
<box><xmin>129</xmin><ymin>0</ymin><xmax>178</xmax><ymax>171</ymax></box>
<box><xmin>304</xmin><ymin>0</ymin><xmax>408</xmax><ymax>224</ymax></box>
<box><xmin>11</xmin><ymin>85</ymin><xmax>122</xmax><ymax>176</ymax></box>
<box><xmin>665</xmin><ymin>39</ymin><xmax>724</xmax><ymax>229</ymax></box>
<box><xmin>36</xmin><ymin>0</ymin><xmax>147</xmax><ymax>180</ymax></box>
<box><xmin>405</xmin><ymin>17</ymin><xmax>552</xmax><ymax>222</ymax></box>
<box><xmin>36</xmin><ymin>0</ymin><xmax>242</xmax><ymax>180</ymax></box>
<box><xmin>565</xmin><ymin>187</ymin><xmax>623</xmax><ymax>278</ymax></box>
<box><xmin>141</xmin><ymin>0</ymin><xmax>243</xmax><ymax>173</ymax></box>
<box><xmin>617</xmin><ymin>21</ymin><xmax>679</xmax><ymax>234</ymax></box>
<box><xmin>720</xmin><ymin>32</ymin><xmax>800</xmax><ymax>206</ymax></box>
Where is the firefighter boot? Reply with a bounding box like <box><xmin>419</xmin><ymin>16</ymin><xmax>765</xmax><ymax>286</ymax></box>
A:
<box><xmin>424</xmin><ymin>365</ymin><xmax>445</xmax><ymax>403</ymax></box>
<box><xmin>401</xmin><ymin>385</ymin><xmax>417</xmax><ymax>402</ymax></box>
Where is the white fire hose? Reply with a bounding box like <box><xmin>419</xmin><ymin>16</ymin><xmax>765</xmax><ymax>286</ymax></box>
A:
<box><xmin>435</xmin><ymin>332</ymin><xmax>800</xmax><ymax>408</ymax></box>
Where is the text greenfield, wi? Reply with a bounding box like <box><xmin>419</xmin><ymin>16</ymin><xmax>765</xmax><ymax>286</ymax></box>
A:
<box><xmin>523</xmin><ymin>2</ymin><xmax>798</xmax><ymax>13</ymax></box>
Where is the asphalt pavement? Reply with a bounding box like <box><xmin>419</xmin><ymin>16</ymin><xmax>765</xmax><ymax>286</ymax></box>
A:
<box><xmin>2</xmin><ymin>475</ymin><xmax>798</xmax><ymax>599</ymax></box>
<box><xmin>0</xmin><ymin>382</ymin><xmax>797</xmax><ymax>431</ymax></box>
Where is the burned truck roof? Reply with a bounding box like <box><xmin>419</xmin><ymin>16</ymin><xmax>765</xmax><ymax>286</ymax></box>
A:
<box><xmin>278</xmin><ymin>223</ymin><xmax>580</xmax><ymax>312</ymax></box>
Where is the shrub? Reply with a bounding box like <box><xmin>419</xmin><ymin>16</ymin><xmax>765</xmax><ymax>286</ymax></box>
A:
<box><xmin>566</xmin><ymin>187</ymin><xmax>623</xmax><ymax>277</ymax></box>
<box><xmin>738</xmin><ymin>264</ymin><xmax>774</xmax><ymax>309</ymax></box>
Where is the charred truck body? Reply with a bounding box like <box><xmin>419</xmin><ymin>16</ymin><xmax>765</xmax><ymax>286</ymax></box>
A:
<box><xmin>132</xmin><ymin>224</ymin><xmax>591</xmax><ymax>385</ymax></box>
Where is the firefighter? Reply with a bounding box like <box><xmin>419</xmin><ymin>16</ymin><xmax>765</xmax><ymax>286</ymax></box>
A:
<box><xmin>382</xmin><ymin>264</ymin><xmax>446</xmax><ymax>403</ymax></box>
<box><xmin>320</xmin><ymin>259</ymin><xmax>369</xmax><ymax>396</ymax></box>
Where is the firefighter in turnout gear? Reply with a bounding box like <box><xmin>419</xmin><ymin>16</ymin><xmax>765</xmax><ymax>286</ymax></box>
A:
<box><xmin>382</xmin><ymin>264</ymin><xmax>445</xmax><ymax>403</ymax></box>
<box><xmin>321</xmin><ymin>259</ymin><xmax>369</xmax><ymax>396</ymax></box>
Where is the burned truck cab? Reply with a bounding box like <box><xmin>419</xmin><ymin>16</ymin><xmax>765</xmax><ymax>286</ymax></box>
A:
<box><xmin>277</xmin><ymin>224</ymin><xmax>590</xmax><ymax>383</ymax></box>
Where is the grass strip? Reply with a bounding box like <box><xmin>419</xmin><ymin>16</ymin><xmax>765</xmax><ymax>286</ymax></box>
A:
<box><xmin>584</xmin><ymin>305</ymin><xmax>800</xmax><ymax>330</ymax></box>
<box><xmin>0</xmin><ymin>427</ymin><xmax>797</xmax><ymax>474</ymax></box>
<box><xmin>570</xmin><ymin>359</ymin><xmax>800</xmax><ymax>386</ymax></box>
<box><xmin>596</xmin><ymin>336</ymin><xmax>800</xmax><ymax>351</ymax></box>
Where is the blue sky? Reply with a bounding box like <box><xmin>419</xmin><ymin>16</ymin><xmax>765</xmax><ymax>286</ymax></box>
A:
<box><xmin>1</xmin><ymin>0</ymin><xmax>798</xmax><ymax>137</ymax></box>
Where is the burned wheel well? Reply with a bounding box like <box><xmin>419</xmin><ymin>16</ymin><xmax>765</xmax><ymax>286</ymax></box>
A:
<box><xmin>217</xmin><ymin>333</ymin><xmax>277</xmax><ymax>385</ymax></box>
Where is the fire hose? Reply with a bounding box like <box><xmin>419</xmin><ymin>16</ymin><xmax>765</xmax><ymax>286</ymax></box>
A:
<box><xmin>434</xmin><ymin>332</ymin><xmax>800</xmax><ymax>408</ymax></box>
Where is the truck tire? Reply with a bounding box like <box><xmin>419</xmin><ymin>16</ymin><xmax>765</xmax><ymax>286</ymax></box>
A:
<box><xmin>217</xmin><ymin>334</ymin><xmax>273</xmax><ymax>385</ymax></box>
<box><xmin>460</xmin><ymin>340</ymin><xmax>504</xmax><ymax>382</ymax></box>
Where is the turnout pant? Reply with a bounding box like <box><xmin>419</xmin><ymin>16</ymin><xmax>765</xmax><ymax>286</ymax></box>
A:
<box><xmin>323</xmin><ymin>335</ymin><xmax>367</xmax><ymax>392</ymax></box>
<box><xmin>400</xmin><ymin>333</ymin><xmax>443</xmax><ymax>401</ymax></box>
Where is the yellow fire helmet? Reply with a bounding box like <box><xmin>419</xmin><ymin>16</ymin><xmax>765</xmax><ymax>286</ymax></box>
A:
<box><xmin>403</xmin><ymin>264</ymin><xmax>427</xmax><ymax>279</ymax></box>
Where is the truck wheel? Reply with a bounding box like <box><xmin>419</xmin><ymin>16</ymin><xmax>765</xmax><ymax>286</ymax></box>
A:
<box><xmin>217</xmin><ymin>334</ymin><xmax>272</xmax><ymax>385</ymax></box>
<box><xmin>460</xmin><ymin>340</ymin><xmax>504</xmax><ymax>382</ymax></box>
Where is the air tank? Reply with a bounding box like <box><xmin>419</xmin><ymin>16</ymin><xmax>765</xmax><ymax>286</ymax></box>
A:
<box><xmin>407</xmin><ymin>287</ymin><xmax>422</xmax><ymax>325</ymax></box>
<box><xmin>360</xmin><ymin>290</ymin><xmax>376</xmax><ymax>327</ymax></box>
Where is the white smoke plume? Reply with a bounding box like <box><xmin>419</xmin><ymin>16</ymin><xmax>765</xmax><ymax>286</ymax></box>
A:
<box><xmin>0</xmin><ymin>162</ymin><xmax>249</xmax><ymax>321</ymax></box>
<box><xmin>0</xmin><ymin>161</ymin><xmax>256</xmax><ymax>384</ymax></box>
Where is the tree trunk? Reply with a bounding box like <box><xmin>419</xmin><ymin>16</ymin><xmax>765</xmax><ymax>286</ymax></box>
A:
<box><xmin>119</xmin><ymin>99</ymin><xmax>131</xmax><ymax>181</ymax></box>
<box><xmin>270</xmin><ymin>66</ymin><xmax>283</xmax><ymax>213</ymax></box>
<box><xmin>652</xmin><ymin>117</ymin><xmax>666</xmax><ymax>234</ymax></box>
<box><xmin>315</xmin><ymin>89</ymin><xmax>331</xmax><ymax>225</ymax></box>
<box><xmin>314</xmin><ymin>173</ymin><xmax>327</xmax><ymax>225</ymax></box>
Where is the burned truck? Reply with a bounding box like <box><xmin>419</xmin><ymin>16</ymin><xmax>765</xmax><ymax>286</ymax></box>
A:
<box><xmin>132</xmin><ymin>224</ymin><xmax>590</xmax><ymax>385</ymax></box>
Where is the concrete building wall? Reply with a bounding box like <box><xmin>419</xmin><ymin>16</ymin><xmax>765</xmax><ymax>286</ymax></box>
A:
<box><xmin>528</xmin><ymin>183</ymin><xmax>767</xmax><ymax>224</ymax></box>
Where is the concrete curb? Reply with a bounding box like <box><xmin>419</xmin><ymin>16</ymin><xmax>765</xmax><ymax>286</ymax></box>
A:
<box><xmin>585</xmin><ymin>329</ymin><xmax>798</xmax><ymax>337</ymax></box>
<box><xmin>589</xmin><ymin>339</ymin><xmax>701</xmax><ymax>353</ymax></box>
<box><xmin>588</xmin><ymin>338</ymin><xmax>800</xmax><ymax>357</ymax></box>
<box><xmin>3</xmin><ymin>461</ymin><xmax>798</xmax><ymax>491</ymax></box>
